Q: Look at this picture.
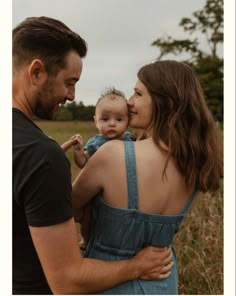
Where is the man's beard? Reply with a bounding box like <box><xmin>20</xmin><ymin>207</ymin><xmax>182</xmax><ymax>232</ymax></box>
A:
<box><xmin>34</xmin><ymin>99</ymin><xmax>55</xmax><ymax>120</ymax></box>
<box><xmin>34</xmin><ymin>80</ymin><xmax>56</xmax><ymax>120</ymax></box>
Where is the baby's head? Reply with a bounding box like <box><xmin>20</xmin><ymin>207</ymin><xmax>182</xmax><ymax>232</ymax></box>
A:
<box><xmin>94</xmin><ymin>87</ymin><xmax>129</xmax><ymax>139</ymax></box>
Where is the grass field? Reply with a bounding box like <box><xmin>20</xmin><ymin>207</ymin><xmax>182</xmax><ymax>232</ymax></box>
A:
<box><xmin>36</xmin><ymin>120</ymin><xmax>223</xmax><ymax>295</ymax></box>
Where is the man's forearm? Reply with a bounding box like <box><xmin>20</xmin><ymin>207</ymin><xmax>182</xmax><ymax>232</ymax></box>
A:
<box><xmin>76</xmin><ymin>257</ymin><xmax>140</xmax><ymax>294</ymax></box>
<box><xmin>52</xmin><ymin>256</ymin><xmax>140</xmax><ymax>294</ymax></box>
<box><xmin>53</xmin><ymin>246</ymin><xmax>172</xmax><ymax>294</ymax></box>
<box><xmin>61</xmin><ymin>139</ymin><xmax>75</xmax><ymax>152</ymax></box>
<box><xmin>30</xmin><ymin>219</ymin><xmax>172</xmax><ymax>294</ymax></box>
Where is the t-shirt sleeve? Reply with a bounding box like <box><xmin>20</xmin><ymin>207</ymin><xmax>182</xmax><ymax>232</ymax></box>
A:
<box><xmin>21</xmin><ymin>141</ymin><xmax>73</xmax><ymax>227</ymax></box>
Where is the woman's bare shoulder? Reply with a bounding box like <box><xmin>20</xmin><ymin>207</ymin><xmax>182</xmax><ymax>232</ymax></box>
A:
<box><xmin>89</xmin><ymin>140</ymin><xmax>124</xmax><ymax>163</ymax></box>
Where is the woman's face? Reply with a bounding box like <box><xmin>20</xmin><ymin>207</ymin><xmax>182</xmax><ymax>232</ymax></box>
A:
<box><xmin>128</xmin><ymin>79</ymin><xmax>153</xmax><ymax>131</ymax></box>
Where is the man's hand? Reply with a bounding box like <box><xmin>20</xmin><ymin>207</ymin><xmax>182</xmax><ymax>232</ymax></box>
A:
<box><xmin>78</xmin><ymin>204</ymin><xmax>92</xmax><ymax>250</ymax></box>
<box><xmin>133</xmin><ymin>246</ymin><xmax>173</xmax><ymax>280</ymax></box>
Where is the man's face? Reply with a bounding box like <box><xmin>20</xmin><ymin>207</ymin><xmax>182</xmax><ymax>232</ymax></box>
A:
<box><xmin>34</xmin><ymin>51</ymin><xmax>83</xmax><ymax>120</ymax></box>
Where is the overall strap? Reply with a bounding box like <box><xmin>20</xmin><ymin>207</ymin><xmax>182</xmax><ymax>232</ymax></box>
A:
<box><xmin>181</xmin><ymin>189</ymin><xmax>198</xmax><ymax>215</ymax></box>
<box><xmin>124</xmin><ymin>141</ymin><xmax>139</xmax><ymax>209</ymax></box>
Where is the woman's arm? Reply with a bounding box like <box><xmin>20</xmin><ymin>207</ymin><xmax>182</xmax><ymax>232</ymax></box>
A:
<box><xmin>72</xmin><ymin>141</ymin><xmax>111</xmax><ymax>209</ymax></box>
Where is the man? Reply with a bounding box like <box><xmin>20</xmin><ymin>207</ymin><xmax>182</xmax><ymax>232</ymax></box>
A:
<box><xmin>13</xmin><ymin>16</ymin><xmax>173</xmax><ymax>294</ymax></box>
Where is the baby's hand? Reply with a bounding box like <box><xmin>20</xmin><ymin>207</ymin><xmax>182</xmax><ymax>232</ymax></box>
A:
<box><xmin>71</xmin><ymin>134</ymin><xmax>84</xmax><ymax>151</ymax></box>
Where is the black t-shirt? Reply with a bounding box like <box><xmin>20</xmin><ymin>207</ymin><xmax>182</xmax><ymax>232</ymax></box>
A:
<box><xmin>13</xmin><ymin>109</ymin><xmax>73</xmax><ymax>294</ymax></box>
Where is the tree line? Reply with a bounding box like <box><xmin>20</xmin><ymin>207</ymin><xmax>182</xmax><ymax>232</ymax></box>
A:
<box><xmin>54</xmin><ymin>101</ymin><xmax>95</xmax><ymax>121</ymax></box>
<box><xmin>52</xmin><ymin>0</ymin><xmax>223</xmax><ymax>124</ymax></box>
<box><xmin>151</xmin><ymin>0</ymin><xmax>223</xmax><ymax>123</ymax></box>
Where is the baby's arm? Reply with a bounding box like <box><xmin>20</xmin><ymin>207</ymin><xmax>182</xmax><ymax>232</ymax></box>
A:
<box><xmin>72</xmin><ymin>134</ymin><xmax>91</xmax><ymax>169</ymax></box>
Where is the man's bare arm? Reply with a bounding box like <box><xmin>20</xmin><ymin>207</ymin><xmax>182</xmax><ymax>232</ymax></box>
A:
<box><xmin>30</xmin><ymin>218</ymin><xmax>173</xmax><ymax>294</ymax></box>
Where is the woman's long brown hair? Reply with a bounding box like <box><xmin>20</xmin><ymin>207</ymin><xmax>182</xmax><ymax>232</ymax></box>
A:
<box><xmin>138</xmin><ymin>60</ymin><xmax>223</xmax><ymax>192</ymax></box>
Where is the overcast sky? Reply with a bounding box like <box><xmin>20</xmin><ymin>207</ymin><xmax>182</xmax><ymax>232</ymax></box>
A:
<box><xmin>12</xmin><ymin>0</ymin><xmax>209</xmax><ymax>105</ymax></box>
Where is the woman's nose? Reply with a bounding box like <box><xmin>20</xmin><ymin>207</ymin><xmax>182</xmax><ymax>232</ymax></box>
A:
<box><xmin>127</xmin><ymin>96</ymin><xmax>134</xmax><ymax>106</ymax></box>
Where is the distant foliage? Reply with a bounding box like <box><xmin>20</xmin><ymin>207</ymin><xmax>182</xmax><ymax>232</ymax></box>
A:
<box><xmin>54</xmin><ymin>101</ymin><xmax>95</xmax><ymax>121</ymax></box>
<box><xmin>54</xmin><ymin>106</ymin><xmax>74</xmax><ymax>121</ymax></box>
<box><xmin>193</xmin><ymin>55</ymin><xmax>223</xmax><ymax>122</ymax></box>
<box><xmin>152</xmin><ymin>0</ymin><xmax>223</xmax><ymax>123</ymax></box>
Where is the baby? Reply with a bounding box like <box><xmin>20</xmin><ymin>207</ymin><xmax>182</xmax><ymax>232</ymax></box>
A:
<box><xmin>62</xmin><ymin>87</ymin><xmax>135</xmax><ymax>168</ymax></box>
<box><xmin>62</xmin><ymin>88</ymin><xmax>135</xmax><ymax>250</ymax></box>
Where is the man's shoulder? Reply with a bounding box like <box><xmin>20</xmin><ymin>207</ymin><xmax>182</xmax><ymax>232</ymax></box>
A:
<box><xmin>36</xmin><ymin>137</ymin><xmax>69</xmax><ymax>168</ymax></box>
<box><xmin>13</xmin><ymin>121</ymin><xmax>67</xmax><ymax>166</ymax></box>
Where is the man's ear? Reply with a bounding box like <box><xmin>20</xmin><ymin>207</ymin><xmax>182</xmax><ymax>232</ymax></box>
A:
<box><xmin>28</xmin><ymin>59</ymin><xmax>46</xmax><ymax>85</ymax></box>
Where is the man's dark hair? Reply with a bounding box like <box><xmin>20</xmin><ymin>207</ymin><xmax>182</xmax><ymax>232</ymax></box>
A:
<box><xmin>13</xmin><ymin>16</ymin><xmax>88</xmax><ymax>75</ymax></box>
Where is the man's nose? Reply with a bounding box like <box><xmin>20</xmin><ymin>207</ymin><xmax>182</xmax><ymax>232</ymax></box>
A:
<box><xmin>66</xmin><ymin>89</ymin><xmax>75</xmax><ymax>102</ymax></box>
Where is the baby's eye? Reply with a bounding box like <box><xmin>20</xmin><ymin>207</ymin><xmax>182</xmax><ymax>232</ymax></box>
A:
<box><xmin>102</xmin><ymin>118</ymin><xmax>108</xmax><ymax>121</ymax></box>
<box><xmin>117</xmin><ymin>118</ymin><xmax>122</xmax><ymax>122</ymax></box>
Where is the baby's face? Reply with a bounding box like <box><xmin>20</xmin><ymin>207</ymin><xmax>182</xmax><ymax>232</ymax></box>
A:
<box><xmin>94</xmin><ymin>97</ymin><xmax>129</xmax><ymax>139</ymax></box>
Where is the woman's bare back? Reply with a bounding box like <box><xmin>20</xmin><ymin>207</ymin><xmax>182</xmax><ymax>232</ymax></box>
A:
<box><xmin>102</xmin><ymin>139</ymin><xmax>196</xmax><ymax>215</ymax></box>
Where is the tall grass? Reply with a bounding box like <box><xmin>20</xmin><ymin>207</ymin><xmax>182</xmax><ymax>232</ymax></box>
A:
<box><xmin>36</xmin><ymin>120</ymin><xmax>223</xmax><ymax>295</ymax></box>
<box><xmin>175</xmin><ymin>183</ymin><xmax>223</xmax><ymax>294</ymax></box>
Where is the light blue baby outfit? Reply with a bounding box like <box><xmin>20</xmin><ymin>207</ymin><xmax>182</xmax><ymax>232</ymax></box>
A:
<box><xmin>84</xmin><ymin>131</ymin><xmax>136</xmax><ymax>156</ymax></box>
<box><xmin>84</xmin><ymin>141</ymin><xmax>197</xmax><ymax>294</ymax></box>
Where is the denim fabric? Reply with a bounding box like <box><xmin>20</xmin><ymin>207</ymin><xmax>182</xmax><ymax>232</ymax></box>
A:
<box><xmin>84</xmin><ymin>131</ymin><xmax>136</xmax><ymax>156</ymax></box>
<box><xmin>84</xmin><ymin>141</ymin><xmax>197</xmax><ymax>295</ymax></box>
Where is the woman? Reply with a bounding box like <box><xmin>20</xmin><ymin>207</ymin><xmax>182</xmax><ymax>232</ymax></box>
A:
<box><xmin>72</xmin><ymin>60</ymin><xmax>223</xmax><ymax>294</ymax></box>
